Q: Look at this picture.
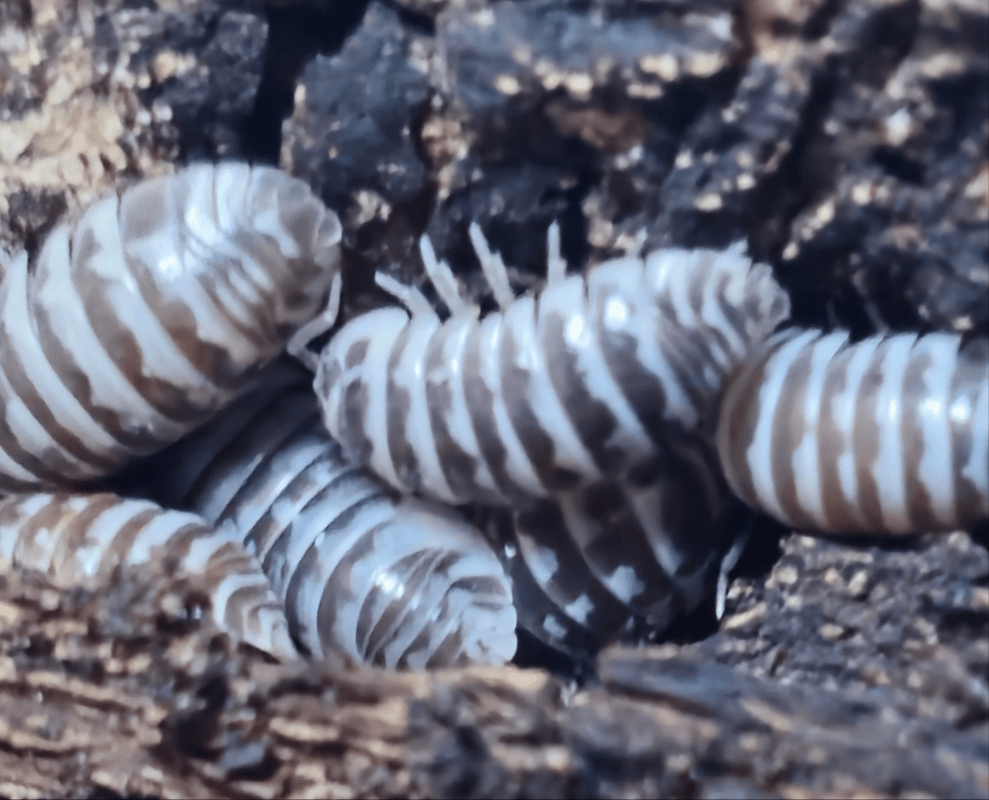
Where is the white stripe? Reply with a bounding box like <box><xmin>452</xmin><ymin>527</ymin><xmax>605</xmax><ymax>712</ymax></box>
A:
<box><xmin>475</xmin><ymin>314</ymin><xmax>544</xmax><ymax>496</ymax></box>
<box><xmin>746</xmin><ymin>329</ymin><xmax>822</xmax><ymax>522</ymax></box>
<box><xmin>126</xmin><ymin>507</ymin><xmax>203</xmax><ymax>566</ymax></box>
<box><xmin>191</xmin><ymin>399</ymin><xmax>325</xmax><ymax>523</ymax></box>
<box><xmin>914</xmin><ymin>334</ymin><xmax>959</xmax><ymax>524</ymax></box>
<box><xmin>156</xmin><ymin>390</ymin><xmax>271</xmax><ymax>507</ymax></box>
<box><xmin>871</xmin><ymin>335</ymin><xmax>917</xmax><ymax>532</ymax></box>
<box><xmin>828</xmin><ymin>334</ymin><xmax>880</xmax><ymax>529</ymax></box>
<box><xmin>549</xmin><ymin>275</ymin><xmax>653</xmax><ymax>465</ymax></box>
<box><xmin>790</xmin><ymin>332</ymin><xmax>848</xmax><ymax>527</ymax></box>
<box><xmin>348</xmin><ymin>310</ymin><xmax>410</xmax><ymax>492</ymax></box>
<box><xmin>429</xmin><ymin>316</ymin><xmax>500</xmax><ymax>496</ymax></box>
<box><xmin>73</xmin><ymin>498</ymin><xmax>147</xmax><ymax>578</ymax></box>
<box><xmin>392</xmin><ymin>315</ymin><xmax>457</xmax><ymax>502</ymax></box>
<box><xmin>503</xmin><ymin>296</ymin><xmax>602</xmax><ymax>484</ymax></box>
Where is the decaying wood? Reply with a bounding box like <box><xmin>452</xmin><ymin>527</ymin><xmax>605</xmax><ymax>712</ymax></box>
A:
<box><xmin>0</xmin><ymin>565</ymin><xmax>985</xmax><ymax>799</ymax></box>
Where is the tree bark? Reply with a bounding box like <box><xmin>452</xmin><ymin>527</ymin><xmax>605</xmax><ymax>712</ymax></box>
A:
<box><xmin>0</xmin><ymin>565</ymin><xmax>985</xmax><ymax>799</ymax></box>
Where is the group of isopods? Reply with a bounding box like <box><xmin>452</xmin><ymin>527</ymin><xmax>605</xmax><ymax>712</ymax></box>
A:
<box><xmin>0</xmin><ymin>162</ymin><xmax>986</xmax><ymax>669</ymax></box>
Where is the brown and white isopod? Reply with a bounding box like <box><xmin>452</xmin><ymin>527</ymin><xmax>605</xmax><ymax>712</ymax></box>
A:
<box><xmin>717</xmin><ymin>328</ymin><xmax>989</xmax><ymax>534</ymax></box>
<box><xmin>0</xmin><ymin>492</ymin><xmax>296</xmax><ymax>658</ymax></box>
<box><xmin>137</xmin><ymin>365</ymin><xmax>518</xmax><ymax>669</ymax></box>
<box><xmin>0</xmin><ymin>162</ymin><xmax>341</xmax><ymax>493</ymax></box>
<box><xmin>480</xmin><ymin>434</ymin><xmax>738</xmax><ymax>657</ymax></box>
<box><xmin>300</xmin><ymin>224</ymin><xmax>790</xmax><ymax>507</ymax></box>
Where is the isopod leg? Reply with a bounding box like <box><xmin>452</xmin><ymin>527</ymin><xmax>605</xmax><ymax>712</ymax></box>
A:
<box><xmin>715</xmin><ymin>515</ymin><xmax>752</xmax><ymax>620</ymax></box>
<box><xmin>468</xmin><ymin>223</ymin><xmax>516</xmax><ymax>311</ymax></box>
<box><xmin>375</xmin><ymin>271</ymin><xmax>438</xmax><ymax>319</ymax></box>
<box><xmin>545</xmin><ymin>221</ymin><xmax>567</xmax><ymax>285</ymax></box>
<box><xmin>418</xmin><ymin>234</ymin><xmax>477</xmax><ymax>316</ymax></box>
<box><xmin>288</xmin><ymin>272</ymin><xmax>343</xmax><ymax>371</ymax></box>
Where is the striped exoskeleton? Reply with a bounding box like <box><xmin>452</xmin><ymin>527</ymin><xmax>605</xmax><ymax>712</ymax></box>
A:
<box><xmin>0</xmin><ymin>492</ymin><xmax>296</xmax><ymax>659</ymax></box>
<box><xmin>480</xmin><ymin>434</ymin><xmax>739</xmax><ymax>657</ymax></box>
<box><xmin>717</xmin><ymin>329</ymin><xmax>989</xmax><ymax>534</ymax></box>
<box><xmin>138</xmin><ymin>364</ymin><xmax>517</xmax><ymax>669</ymax></box>
<box><xmin>0</xmin><ymin>162</ymin><xmax>342</xmax><ymax>493</ymax></box>
<box><xmin>301</xmin><ymin>224</ymin><xmax>790</xmax><ymax>507</ymax></box>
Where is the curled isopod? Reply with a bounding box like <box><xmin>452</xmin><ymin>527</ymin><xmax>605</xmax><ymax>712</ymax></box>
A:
<box><xmin>138</xmin><ymin>363</ymin><xmax>517</xmax><ymax>669</ymax></box>
<box><xmin>302</xmin><ymin>223</ymin><xmax>790</xmax><ymax>507</ymax></box>
<box><xmin>0</xmin><ymin>492</ymin><xmax>296</xmax><ymax>659</ymax></box>
<box><xmin>717</xmin><ymin>328</ymin><xmax>989</xmax><ymax>534</ymax></box>
<box><xmin>479</xmin><ymin>434</ymin><xmax>739</xmax><ymax>658</ymax></box>
<box><xmin>0</xmin><ymin>162</ymin><xmax>342</xmax><ymax>494</ymax></box>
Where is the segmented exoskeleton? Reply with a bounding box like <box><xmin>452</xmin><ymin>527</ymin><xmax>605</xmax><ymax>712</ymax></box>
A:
<box><xmin>303</xmin><ymin>224</ymin><xmax>790</xmax><ymax>506</ymax></box>
<box><xmin>717</xmin><ymin>328</ymin><xmax>989</xmax><ymax>534</ymax></box>
<box><xmin>0</xmin><ymin>162</ymin><xmax>342</xmax><ymax>493</ymax></box>
<box><xmin>480</xmin><ymin>434</ymin><xmax>739</xmax><ymax>657</ymax></box>
<box><xmin>0</xmin><ymin>492</ymin><xmax>296</xmax><ymax>659</ymax></box>
<box><xmin>139</xmin><ymin>364</ymin><xmax>517</xmax><ymax>669</ymax></box>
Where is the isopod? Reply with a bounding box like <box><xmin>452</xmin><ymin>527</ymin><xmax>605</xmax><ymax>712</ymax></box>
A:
<box><xmin>139</xmin><ymin>363</ymin><xmax>518</xmax><ymax>669</ymax></box>
<box><xmin>0</xmin><ymin>162</ymin><xmax>342</xmax><ymax>493</ymax></box>
<box><xmin>716</xmin><ymin>328</ymin><xmax>989</xmax><ymax>534</ymax></box>
<box><xmin>302</xmin><ymin>223</ymin><xmax>790</xmax><ymax>506</ymax></box>
<box><xmin>480</xmin><ymin>434</ymin><xmax>739</xmax><ymax>657</ymax></box>
<box><xmin>0</xmin><ymin>492</ymin><xmax>296</xmax><ymax>659</ymax></box>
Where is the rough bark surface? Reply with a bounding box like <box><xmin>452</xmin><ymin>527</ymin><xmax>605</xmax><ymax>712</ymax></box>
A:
<box><xmin>0</xmin><ymin>0</ymin><xmax>267</xmax><ymax>253</ymax></box>
<box><xmin>0</xmin><ymin>564</ymin><xmax>986</xmax><ymax>799</ymax></box>
<box><xmin>0</xmin><ymin>0</ymin><xmax>987</xmax><ymax>798</ymax></box>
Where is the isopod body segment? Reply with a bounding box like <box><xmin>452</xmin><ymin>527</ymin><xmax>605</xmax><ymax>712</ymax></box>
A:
<box><xmin>0</xmin><ymin>163</ymin><xmax>342</xmax><ymax>493</ymax></box>
<box><xmin>0</xmin><ymin>492</ymin><xmax>296</xmax><ymax>659</ymax></box>
<box><xmin>717</xmin><ymin>328</ymin><xmax>989</xmax><ymax>534</ymax></box>
<box><xmin>312</xmin><ymin>227</ymin><xmax>791</xmax><ymax>507</ymax></box>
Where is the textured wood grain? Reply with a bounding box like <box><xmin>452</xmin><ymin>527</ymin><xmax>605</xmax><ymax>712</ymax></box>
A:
<box><xmin>0</xmin><ymin>565</ymin><xmax>985</xmax><ymax>800</ymax></box>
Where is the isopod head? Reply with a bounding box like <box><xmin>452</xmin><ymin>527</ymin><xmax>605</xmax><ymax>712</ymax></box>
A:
<box><xmin>114</xmin><ymin>162</ymin><xmax>343</xmax><ymax>365</ymax></box>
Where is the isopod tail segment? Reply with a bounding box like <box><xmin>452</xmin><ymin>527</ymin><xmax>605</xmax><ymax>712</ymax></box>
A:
<box><xmin>717</xmin><ymin>328</ymin><xmax>989</xmax><ymax>535</ymax></box>
<box><xmin>311</xmin><ymin>217</ymin><xmax>791</xmax><ymax>507</ymax></box>
<box><xmin>136</xmin><ymin>364</ymin><xmax>518</xmax><ymax>670</ymax></box>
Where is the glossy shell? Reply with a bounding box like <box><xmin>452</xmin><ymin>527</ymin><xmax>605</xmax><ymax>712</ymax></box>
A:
<box><xmin>481</xmin><ymin>434</ymin><xmax>736</xmax><ymax>657</ymax></box>
<box><xmin>314</xmin><ymin>227</ymin><xmax>790</xmax><ymax>506</ymax></box>
<box><xmin>0</xmin><ymin>162</ymin><xmax>341</xmax><ymax>493</ymax></box>
<box><xmin>142</xmin><ymin>365</ymin><xmax>517</xmax><ymax>669</ymax></box>
<box><xmin>717</xmin><ymin>329</ymin><xmax>989</xmax><ymax>533</ymax></box>
<box><xmin>0</xmin><ymin>492</ymin><xmax>295</xmax><ymax>658</ymax></box>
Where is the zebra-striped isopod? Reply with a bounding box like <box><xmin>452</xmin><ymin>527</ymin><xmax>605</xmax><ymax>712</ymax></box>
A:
<box><xmin>138</xmin><ymin>364</ymin><xmax>517</xmax><ymax>669</ymax></box>
<box><xmin>479</xmin><ymin>433</ymin><xmax>738</xmax><ymax>657</ymax></box>
<box><xmin>0</xmin><ymin>492</ymin><xmax>296</xmax><ymax>659</ymax></box>
<box><xmin>303</xmin><ymin>224</ymin><xmax>790</xmax><ymax>506</ymax></box>
<box><xmin>0</xmin><ymin>162</ymin><xmax>342</xmax><ymax>493</ymax></box>
<box><xmin>716</xmin><ymin>328</ymin><xmax>989</xmax><ymax>534</ymax></box>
